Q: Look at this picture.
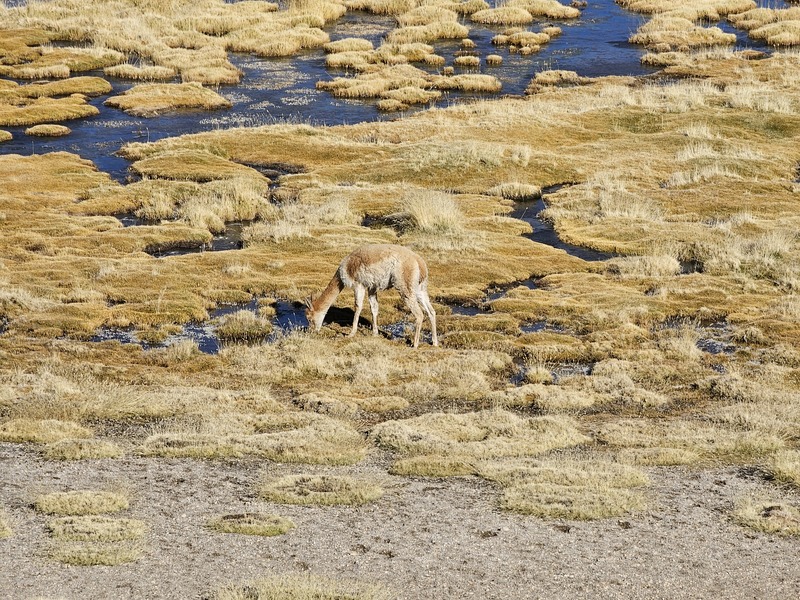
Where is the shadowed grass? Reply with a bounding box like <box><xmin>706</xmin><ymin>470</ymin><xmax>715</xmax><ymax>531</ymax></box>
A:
<box><xmin>259</xmin><ymin>475</ymin><xmax>384</xmax><ymax>506</ymax></box>
<box><xmin>34</xmin><ymin>491</ymin><xmax>129</xmax><ymax>516</ymax></box>
<box><xmin>206</xmin><ymin>513</ymin><xmax>296</xmax><ymax>536</ymax></box>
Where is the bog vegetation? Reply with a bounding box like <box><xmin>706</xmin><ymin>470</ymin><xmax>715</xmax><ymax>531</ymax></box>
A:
<box><xmin>1</xmin><ymin>0</ymin><xmax>800</xmax><ymax>595</ymax></box>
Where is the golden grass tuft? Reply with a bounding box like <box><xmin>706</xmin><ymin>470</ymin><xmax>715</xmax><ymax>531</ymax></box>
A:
<box><xmin>216</xmin><ymin>310</ymin><xmax>274</xmax><ymax>344</ymax></box>
<box><xmin>42</xmin><ymin>438</ymin><xmax>123</xmax><ymax>461</ymax></box>
<box><xmin>370</xmin><ymin>409</ymin><xmax>589</xmax><ymax>459</ymax></box>
<box><xmin>213</xmin><ymin>573</ymin><xmax>390</xmax><ymax>600</ymax></box>
<box><xmin>104</xmin><ymin>64</ymin><xmax>177</xmax><ymax>81</ymax></box>
<box><xmin>131</xmin><ymin>149</ymin><xmax>268</xmax><ymax>182</ymax></box>
<box><xmin>733</xmin><ymin>499</ymin><xmax>800</xmax><ymax>536</ymax></box>
<box><xmin>471</xmin><ymin>7</ymin><xmax>533</xmax><ymax>25</ymax></box>
<box><xmin>104</xmin><ymin>82</ymin><xmax>232</xmax><ymax>117</ymax></box>
<box><xmin>431</xmin><ymin>73</ymin><xmax>501</xmax><ymax>92</ymax></box>
<box><xmin>0</xmin><ymin>130</ymin><xmax>11</xmax><ymax>142</ymax></box>
<box><xmin>597</xmin><ymin>418</ymin><xmax>785</xmax><ymax>461</ymax></box>
<box><xmin>47</xmin><ymin>516</ymin><xmax>145</xmax><ymax>542</ymax></box>
<box><xmin>486</xmin><ymin>54</ymin><xmax>503</xmax><ymax>65</ymax></box>
<box><xmin>454</xmin><ymin>55</ymin><xmax>480</xmax><ymax>68</ymax></box>
<box><xmin>34</xmin><ymin>491</ymin><xmax>129</xmax><ymax>516</ymax></box>
<box><xmin>479</xmin><ymin>457</ymin><xmax>648</xmax><ymax>520</ymax></box>
<box><xmin>0</xmin><ymin>419</ymin><xmax>92</xmax><ymax>444</ymax></box>
<box><xmin>48</xmin><ymin>541</ymin><xmax>143</xmax><ymax>566</ymax></box>
<box><xmin>487</xmin><ymin>182</ymin><xmax>541</xmax><ymax>201</ymax></box>
<box><xmin>389</xmin><ymin>455</ymin><xmax>475</xmax><ymax>477</ymax></box>
<box><xmin>396</xmin><ymin>188</ymin><xmax>465</xmax><ymax>235</ymax></box>
<box><xmin>206</xmin><ymin>513</ymin><xmax>295</xmax><ymax>537</ymax></box>
<box><xmin>138</xmin><ymin>412</ymin><xmax>367</xmax><ymax>465</ymax></box>
<box><xmin>324</xmin><ymin>38</ymin><xmax>375</xmax><ymax>53</ymax></box>
<box><xmin>617</xmin><ymin>447</ymin><xmax>701</xmax><ymax>466</ymax></box>
<box><xmin>259</xmin><ymin>475</ymin><xmax>384</xmax><ymax>506</ymax></box>
<box><xmin>768</xmin><ymin>450</ymin><xmax>800</xmax><ymax>489</ymax></box>
<box><xmin>24</xmin><ymin>124</ymin><xmax>71</xmax><ymax>137</ymax></box>
<box><xmin>506</xmin><ymin>0</ymin><xmax>581</xmax><ymax>19</ymax></box>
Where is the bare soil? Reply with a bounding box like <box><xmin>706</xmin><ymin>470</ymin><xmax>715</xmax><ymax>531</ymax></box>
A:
<box><xmin>1</xmin><ymin>442</ymin><xmax>798</xmax><ymax>600</ymax></box>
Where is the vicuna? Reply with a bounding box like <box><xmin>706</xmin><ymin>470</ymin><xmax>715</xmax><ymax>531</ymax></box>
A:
<box><xmin>304</xmin><ymin>244</ymin><xmax>438</xmax><ymax>348</ymax></box>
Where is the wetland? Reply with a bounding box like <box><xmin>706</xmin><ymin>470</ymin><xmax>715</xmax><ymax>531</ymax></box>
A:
<box><xmin>1</xmin><ymin>0</ymin><xmax>800</xmax><ymax>598</ymax></box>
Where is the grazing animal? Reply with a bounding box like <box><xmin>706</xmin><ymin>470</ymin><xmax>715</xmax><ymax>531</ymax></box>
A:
<box><xmin>304</xmin><ymin>244</ymin><xmax>438</xmax><ymax>348</ymax></box>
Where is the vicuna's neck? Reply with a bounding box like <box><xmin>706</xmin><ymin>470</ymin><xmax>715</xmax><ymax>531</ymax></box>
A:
<box><xmin>313</xmin><ymin>272</ymin><xmax>344</xmax><ymax>316</ymax></box>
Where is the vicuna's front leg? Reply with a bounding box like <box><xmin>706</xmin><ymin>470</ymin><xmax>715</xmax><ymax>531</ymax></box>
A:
<box><xmin>351</xmin><ymin>285</ymin><xmax>366</xmax><ymax>337</ymax></box>
<box><xmin>368</xmin><ymin>293</ymin><xmax>380</xmax><ymax>336</ymax></box>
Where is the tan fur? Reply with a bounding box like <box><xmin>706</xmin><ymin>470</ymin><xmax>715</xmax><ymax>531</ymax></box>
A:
<box><xmin>305</xmin><ymin>244</ymin><xmax>438</xmax><ymax>348</ymax></box>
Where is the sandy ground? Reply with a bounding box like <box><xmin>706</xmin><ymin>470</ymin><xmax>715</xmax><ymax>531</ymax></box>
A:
<box><xmin>1</xmin><ymin>442</ymin><xmax>799</xmax><ymax>600</ymax></box>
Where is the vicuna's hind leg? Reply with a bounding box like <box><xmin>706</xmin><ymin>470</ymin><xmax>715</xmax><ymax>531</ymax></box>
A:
<box><xmin>368</xmin><ymin>293</ymin><xmax>379</xmax><ymax>336</ymax></box>
<box><xmin>403</xmin><ymin>295</ymin><xmax>425</xmax><ymax>348</ymax></box>
<box><xmin>351</xmin><ymin>285</ymin><xmax>366</xmax><ymax>337</ymax></box>
<box><xmin>418</xmin><ymin>287</ymin><xmax>438</xmax><ymax>347</ymax></box>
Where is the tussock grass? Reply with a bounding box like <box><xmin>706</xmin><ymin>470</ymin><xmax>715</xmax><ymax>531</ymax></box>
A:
<box><xmin>471</xmin><ymin>7</ymin><xmax>533</xmax><ymax>25</ymax></box>
<box><xmin>0</xmin><ymin>130</ymin><xmax>11</xmax><ymax>142</ymax></box>
<box><xmin>733</xmin><ymin>499</ymin><xmax>800</xmax><ymax>536</ymax></box>
<box><xmin>454</xmin><ymin>55</ymin><xmax>480</xmax><ymax>68</ymax></box>
<box><xmin>104</xmin><ymin>64</ymin><xmax>177</xmax><ymax>81</ymax></box>
<box><xmin>104</xmin><ymin>83</ymin><xmax>232</xmax><ymax>117</ymax></box>
<box><xmin>768</xmin><ymin>450</ymin><xmax>800</xmax><ymax>489</ymax></box>
<box><xmin>131</xmin><ymin>149</ymin><xmax>268</xmax><ymax>182</ymax></box>
<box><xmin>604</xmin><ymin>255</ymin><xmax>681</xmax><ymax>277</ymax></box>
<box><xmin>396</xmin><ymin>189</ymin><xmax>465</xmax><ymax>235</ymax></box>
<box><xmin>389</xmin><ymin>455</ymin><xmax>476</xmax><ymax>477</ymax></box>
<box><xmin>49</xmin><ymin>541</ymin><xmax>143</xmax><ymax>566</ymax></box>
<box><xmin>34</xmin><ymin>491</ymin><xmax>129</xmax><ymax>516</ymax></box>
<box><xmin>0</xmin><ymin>419</ymin><xmax>92</xmax><ymax>444</ymax></box>
<box><xmin>325</xmin><ymin>38</ymin><xmax>375</xmax><ymax>53</ymax></box>
<box><xmin>487</xmin><ymin>182</ymin><xmax>541</xmax><ymax>201</ymax></box>
<box><xmin>387</xmin><ymin>21</ymin><xmax>469</xmax><ymax>44</ymax></box>
<box><xmin>506</xmin><ymin>0</ymin><xmax>580</xmax><ymax>19</ymax></box>
<box><xmin>259</xmin><ymin>475</ymin><xmax>384</xmax><ymax>506</ymax></box>
<box><xmin>24</xmin><ymin>124</ymin><xmax>71</xmax><ymax>137</ymax></box>
<box><xmin>206</xmin><ymin>513</ymin><xmax>295</xmax><ymax>536</ymax></box>
<box><xmin>47</xmin><ymin>516</ymin><xmax>145</xmax><ymax>542</ymax></box>
<box><xmin>370</xmin><ymin>409</ymin><xmax>589</xmax><ymax>459</ymax></box>
<box><xmin>597</xmin><ymin>418</ymin><xmax>785</xmax><ymax>461</ymax></box>
<box><xmin>479</xmin><ymin>457</ymin><xmax>648</xmax><ymax>520</ymax></box>
<box><xmin>617</xmin><ymin>447</ymin><xmax>700</xmax><ymax>466</ymax></box>
<box><xmin>486</xmin><ymin>54</ymin><xmax>503</xmax><ymax>65</ymax></box>
<box><xmin>139</xmin><ymin>412</ymin><xmax>367</xmax><ymax>465</ymax></box>
<box><xmin>216</xmin><ymin>310</ymin><xmax>274</xmax><ymax>344</ymax></box>
<box><xmin>213</xmin><ymin>573</ymin><xmax>390</xmax><ymax>600</ymax></box>
<box><xmin>42</xmin><ymin>438</ymin><xmax>123</xmax><ymax>461</ymax></box>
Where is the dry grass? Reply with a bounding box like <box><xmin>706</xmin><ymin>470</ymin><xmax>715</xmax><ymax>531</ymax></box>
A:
<box><xmin>104</xmin><ymin>64</ymin><xmax>177</xmax><ymax>81</ymax></box>
<box><xmin>259</xmin><ymin>475</ymin><xmax>384</xmax><ymax>506</ymax></box>
<box><xmin>206</xmin><ymin>513</ymin><xmax>295</xmax><ymax>536</ymax></box>
<box><xmin>138</xmin><ymin>412</ymin><xmax>367</xmax><ymax>465</ymax></box>
<box><xmin>48</xmin><ymin>541</ymin><xmax>143</xmax><ymax>566</ymax></box>
<box><xmin>370</xmin><ymin>409</ymin><xmax>589</xmax><ymax>459</ymax></box>
<box><xmin>47</xmin><ymin>516</ymin><xmax>145</xmax><ymax>542</ymax></box>
<box><xmin>0</xmin><ymin>511</ymin><xmax>11</xmax><ymax>539</ymax></box>
<box><xmin>768</xmin><ymin>450</ymin><xmax>800</xmax><ymax>489</ymax></box>
<box><xmin>0</xmin><ymin>419</ymin><xmax>92</xmax><ymax>444</ymax></box>
<box><xmin>34</xmin><ymin>491</ymin><xmax>129</xmax><ymax>516</ymax></box>
<box><xmin>479</xmin><ymin>457</ymin><xmax>648</xmax><ymax>520</ymax></box>
<box><xmin>617</xmin><ymin>447</ymin><xmax>701</xmax><ymax>466</ymax></box>
<box><xmin>733</xmin><ymin>499</ymin><xmax>800</xmax><ymax>536</ymax></box>
<box><xmin>216</xmin><ymin>310</ymin><xmax>274</xmax><ymax>344</ymax></box>
<box><xmin>24</xmin><ymin>124</ymin><xmax>71</xmax><ymax>137</ymax></box>
<box><xmin>42</xmin><ymin>438</ymin><xmax>123</xmax><ymax>461</ymax></box>
<box><xmin>471</xmin><ymin>7</ymin><xmax>533</xmax><ymax>25</ymax></box>
<box><xmin>104</xmin><ymin>83</ymin><xmax>232</xmax><ymax>117</ymax></box>
<box><xmin>213</xmin><ymin>574</ymin><xmax>390</xmax><ymax>600</ymax></box>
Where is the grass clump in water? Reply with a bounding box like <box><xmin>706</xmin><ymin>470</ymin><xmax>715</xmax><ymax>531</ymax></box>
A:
<box><xmin>259</xmin><ymin>475</ymin><xmax>383</xmax><ymax>506</ymax></box>
<box><xmin>216</xmin><ymin>310</ymin><xmax>274</xmax><ymax>344</ymax></box>
<box><xmin>206</xmin><ymin>513</ymin><xmax>296</xmax><ymax>537</ymax></box>
<box><xmin>34</xmin><ymin>490</ymin><xmax>129</xmax><ymax>516</ymax></box>
<box><xmin>104</xmin><ymin>82</ymin><xmax>232</xmax><ymax>117</ymax></box>
<box><xmin>24</xmin><ymin>124</ymin><xmax>71</xmax><ymax>137</ymax></box>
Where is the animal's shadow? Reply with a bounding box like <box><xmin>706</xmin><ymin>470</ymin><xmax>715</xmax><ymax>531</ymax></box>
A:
<box><xmin>322</xmin><ymin>306</ymin><xmax>407</xmax><ymax>342</ymax></box>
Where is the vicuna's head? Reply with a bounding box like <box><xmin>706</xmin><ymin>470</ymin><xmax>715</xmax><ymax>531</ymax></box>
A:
<box><xmin>303</xmin><ymin>296</ymin><xmax>324</xmax><ymax>332</ymax></box>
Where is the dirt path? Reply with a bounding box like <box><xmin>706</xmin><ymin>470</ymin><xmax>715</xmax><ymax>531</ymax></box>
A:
<box><xmin>1</xmin><ymin>442</ymin><xmax>798</xmax><ymax>599</ymax></box>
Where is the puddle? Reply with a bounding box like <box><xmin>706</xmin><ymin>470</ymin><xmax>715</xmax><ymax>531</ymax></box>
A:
<box><xmin>511</xmin><ymin>195</ymin><xmax>616</xmax><ymax>262</ymax></box>
<box><xmin>511</xmin><ymin>361</ymin><xmax>594</xmax><ymax>385</ymax></box>
<box><xmin>144</xmin><ymin>222</ymin><xmax>249</xmax><ymax>257</ymax></box>
<box><xmin>520</xmin><ymin>320</ymin><xmax>567</xmax><ymax>334</ymax></box>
